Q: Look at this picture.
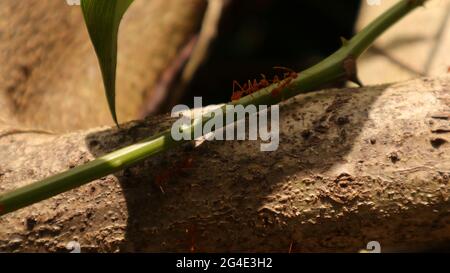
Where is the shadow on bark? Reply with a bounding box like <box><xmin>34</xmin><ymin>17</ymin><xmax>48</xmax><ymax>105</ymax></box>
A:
<box><xmin>85</xmin><ymin>84</ymin><xmax>390</xmax><ymax>252</ymax></box>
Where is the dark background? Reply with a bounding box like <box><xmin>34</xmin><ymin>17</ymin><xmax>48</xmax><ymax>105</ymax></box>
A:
<box><xmin>180</xmin><ymin>0</ymin><xmax>361</xmax><ymax>107</ymax></box>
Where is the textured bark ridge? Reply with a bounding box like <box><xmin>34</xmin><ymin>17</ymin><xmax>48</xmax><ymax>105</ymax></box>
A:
<box><xmin>0</xmin><ymin>77</ymin><xmax>449</xmax><ymax>252</ymax></box>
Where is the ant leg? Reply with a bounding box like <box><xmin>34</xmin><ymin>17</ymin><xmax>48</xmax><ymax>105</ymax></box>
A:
<box><xmin>248</xmin><ymin>80</ymin><xmax>254</xmax><ymax>91</ymax></box>
<box><xmin>272</xmin><ymin>75</ymin><xmax>280</xmax><ymax>84</ymax></box>
<box><xmin>273</xmin><ymin>66</ymin><xmax>295</xmax><ymax>73</ymax></box>
<box><xmin>259</xmin><ymin>74</ymin><xmax>270</xmax><ymax>87</ymax></box>
<box><xmin>233</xmin><ymin>80</ymin><xmax>245</xmax><ymax>93</ymax></box>
<box><xmin>232</xmin><ymin>80</ymin><xmax>245</xmax><ymax>101</ymax></box>
<box><xmin>252</xmin><ymin>79</ymin><xmax>259</xmax><ymax>92</ymax></box>
<box><xmin>274</xmin><ymin>66</ymin><xmax>298</xmax><ymax>78</ymax></box>
<box><xmin>242</xmin><ymin>83</ymin><xmax>249</xmax><ymax>95</ymax></box>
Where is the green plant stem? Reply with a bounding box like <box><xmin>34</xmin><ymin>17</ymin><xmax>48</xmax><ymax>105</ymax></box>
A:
<box><xmin>0</xmin><ymin>0</ymin><xmax>427</xmax><ymax>216</ymax></box>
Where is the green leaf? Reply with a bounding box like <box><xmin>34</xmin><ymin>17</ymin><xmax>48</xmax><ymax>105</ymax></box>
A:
<box><xmin>81</xmin><ymin>0</ymin><xmax>134</xmax><ymax>126</ymax></box>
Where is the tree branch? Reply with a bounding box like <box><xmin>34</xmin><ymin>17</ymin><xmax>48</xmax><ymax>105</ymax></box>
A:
<box><xmin>0</xmin><ymin>76</ymin><xmax>449</xmax><ymax>252</ymax></box>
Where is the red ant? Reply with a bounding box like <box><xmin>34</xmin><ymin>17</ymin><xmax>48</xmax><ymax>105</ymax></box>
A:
<box><xmin>231</xmin><ymin>74</ymin><xmax>270</xmax><ymax>101</ymax></box>
<box><xmin>153</xmin><ymin>156</ymin><xmax>195</xmax><ymax>193</ymax></box>
<box><xmin>230</xmin><ymin>67</ymin><xmax>298</xmax><ymax>101</ymax></box>
<box><xmin>173</xmin><ymin>222</ymin><xmax>201</xmax><ymax>252</ymax></box>
<box><xmin>271</xmin><ymin>66</ymin><xmax>298</xmax><ymax>98</ymax></box>
<box><xmin>289</xmin><ymin>240</ymin><xmax>294</xmax><ymax>253</ymax></box>
<box><xmin>186</xmin><ymin>224</ymin><xmax>197</xmax><ymax>253</ymax></box>
<box><xmin>230</xmin><ymin>81</ymin><xmax>245</xmax><ymax>101</ymax></box>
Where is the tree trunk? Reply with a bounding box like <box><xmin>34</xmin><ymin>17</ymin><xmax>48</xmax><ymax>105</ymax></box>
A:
<box><xmin>0</xmin><ymin>76</ymin><xmax>449</xmax><ymax>252</ymax></box>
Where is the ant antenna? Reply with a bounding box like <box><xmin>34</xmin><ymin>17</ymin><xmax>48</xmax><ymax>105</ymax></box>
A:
<box><xmin>273</xmin><ymin>66</ymin><xmax>296</xmax><ymax>73</ymax></box>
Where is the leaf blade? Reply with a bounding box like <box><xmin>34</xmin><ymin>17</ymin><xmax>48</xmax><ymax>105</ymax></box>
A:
<box><xmin>81</xmin><ymin>0</ymin><xmax>134</xmax><ymax>125</ymax></box>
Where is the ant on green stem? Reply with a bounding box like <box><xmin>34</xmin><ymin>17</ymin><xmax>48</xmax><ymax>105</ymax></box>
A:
<box><xmin>230</xmin><ymin>67</ymin><xmax>298</xmax><ymax>101</ymax></box>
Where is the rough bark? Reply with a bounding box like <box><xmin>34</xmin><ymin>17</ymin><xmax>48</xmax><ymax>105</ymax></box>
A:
<box><xmin>0</xmin><ymin>0</ymin><xmax>205</xmax><ymax>132</ymax></box>
<box><xmin>0</xmin><ymin>77</ymin><xmax>449</xmax><ymax>253</ymax></box>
